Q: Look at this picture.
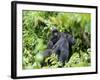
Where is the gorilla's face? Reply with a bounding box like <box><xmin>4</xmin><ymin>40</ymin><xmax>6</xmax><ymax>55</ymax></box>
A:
<box><xmin>52</xmin><ymin>29</ymin><xmax>59</xmax><ymax>37</ymax></box>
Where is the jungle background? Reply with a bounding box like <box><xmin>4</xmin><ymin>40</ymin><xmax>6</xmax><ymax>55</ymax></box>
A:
<box><xmin>22</xmin><ymin>10</ymin><xmax>91</xmax><ymax>69</ymax></box>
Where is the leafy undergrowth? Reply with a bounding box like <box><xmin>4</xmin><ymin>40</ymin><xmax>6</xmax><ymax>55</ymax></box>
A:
<box><xmin>23</xmin><ymin>49</ymin><xmax>91</xmax><ymax>69</ymax></box>
<box><xmin>22</xmin><ymin>11</ymin><xmax>91</xmax><ymax>69</ymax></box>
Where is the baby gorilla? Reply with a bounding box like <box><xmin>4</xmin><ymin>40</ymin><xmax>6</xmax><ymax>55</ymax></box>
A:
<box><xmin>41</xmin><ymin>29</ymin><xmax>60</xmax><ymax>65</ymax></box>
<box><xmin>47</xmin><ymin>28</ymin><xmax>60</xmax><ymax>49</ymax></box>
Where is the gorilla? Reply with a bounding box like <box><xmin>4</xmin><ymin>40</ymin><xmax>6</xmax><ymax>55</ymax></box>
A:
<box><xmin>47</xmin><ymin>28</ymin><xmax>60</xmax><ymax>49</ymax></box>
<box><xmin>52</xmin><ymin>32</ymin><xmax>75</xmax><ymax>64</ymax></box>
<box><xmin>42</xmin><ymin>28</ymin><xmax>75</xmax><ymax>65</ymax></box>
<box><xmin>42</xmin><ymin>28</ymin><xmax>60</xmax><ymax>59</ymax></box>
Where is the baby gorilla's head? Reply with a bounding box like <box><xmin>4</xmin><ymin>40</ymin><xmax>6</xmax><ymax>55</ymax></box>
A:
<box><xmin>51</xmin><ymin>28</ymin><xmax>59</xmax><ymax>37</ymax></box>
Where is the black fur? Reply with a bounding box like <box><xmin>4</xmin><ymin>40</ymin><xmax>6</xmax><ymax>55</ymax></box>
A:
<box><xmin>42</xmin><ymin>29</ymin><xmax>75</xmax><ymax>65</ymax></box>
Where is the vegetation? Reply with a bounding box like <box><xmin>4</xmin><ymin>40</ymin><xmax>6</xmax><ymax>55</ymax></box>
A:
<box><xmin>22</xmin><ymin>10</ymin><xmax>91</xmax><ymax>69</ymax></box>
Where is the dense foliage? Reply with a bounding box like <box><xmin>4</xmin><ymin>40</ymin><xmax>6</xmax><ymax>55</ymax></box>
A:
<box><xmin>22</xmin><ymin>11</ymin><xmax>91</xmax><ymax>69</ymax></box>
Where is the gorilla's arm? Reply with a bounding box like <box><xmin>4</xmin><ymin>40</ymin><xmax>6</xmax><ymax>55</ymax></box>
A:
<box><xmin>42</xmin><ymin>49</ymin><xmax>52</xmax><ymax>58</ymax></box>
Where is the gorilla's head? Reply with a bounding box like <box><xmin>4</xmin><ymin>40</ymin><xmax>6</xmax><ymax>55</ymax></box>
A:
<box><xmin>51</xmin><ymin>28</ymin><xmax>59</xmax><ymax>37</ymax></box>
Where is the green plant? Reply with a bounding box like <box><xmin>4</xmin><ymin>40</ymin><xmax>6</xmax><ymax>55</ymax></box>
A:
<box><xmin>22</xmin><ymin>11</ymin><xmax>91</xmax><ymax>69</ymax></box>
